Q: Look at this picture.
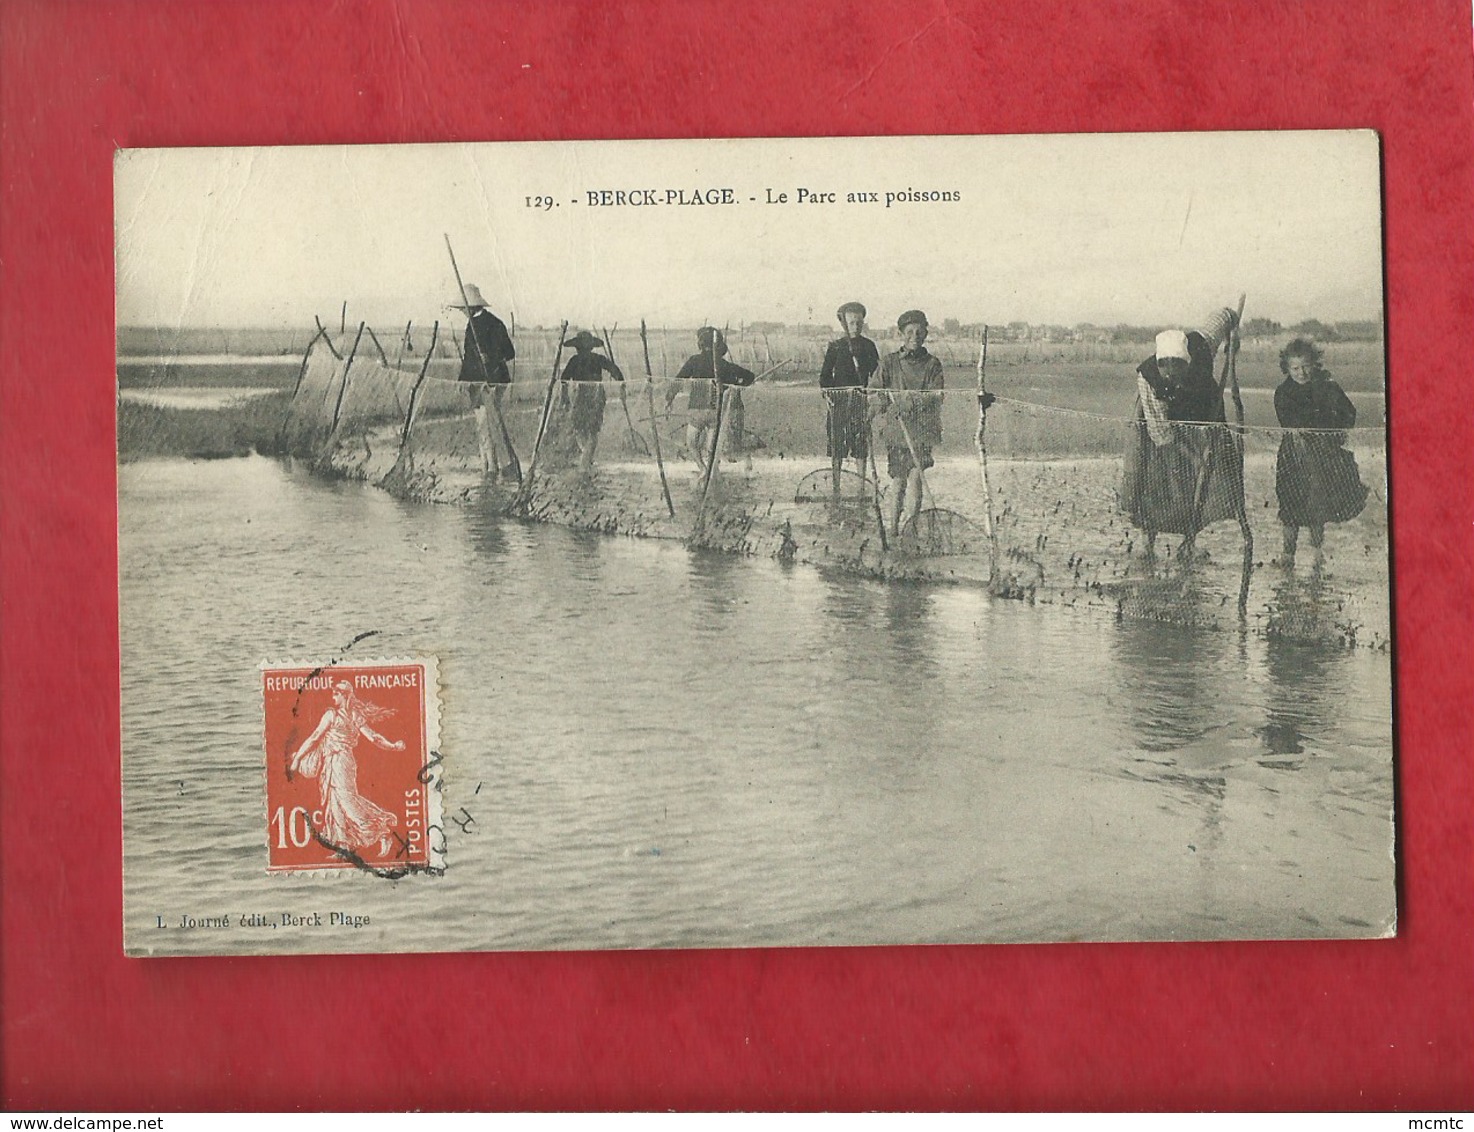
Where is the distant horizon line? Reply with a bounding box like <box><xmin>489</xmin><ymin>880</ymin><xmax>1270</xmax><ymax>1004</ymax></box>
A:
<box><xmin>118</xmin><ymin>314</ymin><xmax>1387</xmax><ymax>333</ymax></box>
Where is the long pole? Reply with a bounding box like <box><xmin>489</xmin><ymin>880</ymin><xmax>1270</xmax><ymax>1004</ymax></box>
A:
<box><xmin>881</xmin><ymin>363</ymin><xmax>938</xmax><ymax>540</ymax></box>
<box><xmin>523</xmin><ymin>321</ymin><xmax>570</xmax><ymax>497</ymax></box>
<box><xmin>1187</xmin><ymin>293</ymin><xmax>1247</xmax><ymax>562</ymax></box>
<box><xmin>892</xmin><ymin>410</ymin><xmax>935</xmax><ymax>537</ymax></box>
<box><xmin>394</xmin><ymin>319</ymin><xmax>412</xmax><ymax>370</ymax></box>
<box><xmin>326</xmin><ymin>321</ymin><xmax>367</xmax><ymax>438</ymax></box>
<box><xmin>603</xmin><ymin>326</ymin><xmax>646</xmax><ymax>455</ymax></box>
<box><xmin>692</xmin><ymin>334</ymin><xmax>728</xmax><ymax>538</ymax></box>
<box><xmin>444</xmin><ymin>234</ymin><xmax>522</xmax><ymax>484</ymax></box>
<box><xmin>975</xmin><ymin>326</ymin><xmax>999</xmax><ymax>584</ymax></box>
<box><xmin>866</xmin><ymin>418</ymin><xmax>888</xmax><ymax>552</ymax></box>
<box><xmin>1226</xmin><ymin>293</ymin><xmax>1252</xmax><ymax>613</ymax></box>
<box><xmin>390</xmin><ymin>321</ymin><xmax>439</xmax><ymax>477</ymax></box>
<box><xmin>641</xmin><ymin>320</ymin><xmax>676</xmax><ymax>518</ymax></box>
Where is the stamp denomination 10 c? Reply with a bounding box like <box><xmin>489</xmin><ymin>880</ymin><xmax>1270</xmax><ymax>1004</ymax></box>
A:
<box><xmin>261</xmin><ymin>657</ymin><xmax>443</xmax><ymax>875</ymax></box>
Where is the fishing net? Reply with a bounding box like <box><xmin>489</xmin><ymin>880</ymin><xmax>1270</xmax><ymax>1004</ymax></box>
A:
<box><xmin>282</xmin><ymin>327</ymin><xmax>1390</xmax><ymax>649</ymax></box>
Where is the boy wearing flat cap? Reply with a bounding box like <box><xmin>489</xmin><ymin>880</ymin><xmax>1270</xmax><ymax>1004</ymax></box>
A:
<box><xmin>869</xmin><ymin>309</ymin><xmax>944</xmax><ymax>537</ymax></box>
<box><xmin>1121</xmin><ymin>306</ymin><xmax>1243</xmax><ymax>559</ymax></box>
<box><xmin>819</xmin><ymin>301</ymin><xmax>880</xmax><ymax>499</ymax></box>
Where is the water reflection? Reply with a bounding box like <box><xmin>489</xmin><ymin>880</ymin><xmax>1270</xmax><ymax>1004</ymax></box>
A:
<box><xmin>817</xmin><ymin>572</ymin><xmax>885</xmax><ymax>630</ymax></box>
<box><xmin>1260</xmin><ymin>573</ymin><xmax>1346</xmax><ymax>760</ymax></box>
<box><xmin>1107</xmin><ymin>606</ymin><xmax>1236</xmax><ymax>917</ymax></box>
<box><xmin>883</xmin><ymin>584</ymin><xmax>937</xmax><ymax>672</ymax></box>
<box><xmin>465</xmin><ymin>500</ymin><xmax>509</xmax><ymax>561</ymax></box>
<box><xmin>1110</xmin><ymin>611</ymin><xmax>1227</xmax><ymax>754</ymax></box>
<box><xmin>564</xmin><ymin>528</ymin><xmax>608</xmax><ymax>583</ymax></box>
<box><xmin>686</xmin><ymin>549</ymin><xmax>745</xmax><ymax>623</ymax></box>
<box><xmin>119</xmin><ymin>459</ymin><xmax>1397</xmax><ymax>951</ymax></box>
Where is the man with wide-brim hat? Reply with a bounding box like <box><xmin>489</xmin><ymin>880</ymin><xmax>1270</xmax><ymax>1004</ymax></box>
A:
<box><xmin>868</xmin><ymin>309</ymin><xmax>944</xmax><ymax>537</ymax></box>
<box><xmin>454</xmin><ymin>283</ymin><xmax>517</xmax><ymax>479</ymax></box>
<box><xmin>1120</xmin><ymin>306</ymin><xmax>1243</xmax><ymax>560</ymax></box>
<box><xmin>664</xmin><ymin>327</ymin><xmax>756</xmax><ymax>471</ymax></box>
<box><xmin>819</xmin><ymin>301</ymin><xmax>880</xmax><ymax>500</ymax></box>
<box><xmin>556</xmin><ymin>328</ymin><xmax>625</xmax><ymax>474</ymax></box>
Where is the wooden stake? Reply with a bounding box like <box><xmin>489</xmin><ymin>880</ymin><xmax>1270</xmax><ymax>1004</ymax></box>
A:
<box><xmin>326</xmin><ymin>321</ymin><xmax>366</xmax><ymax>439</ymax></box>
<box><xmin>365</xmin><ymin>324</ymin><xmax>390</xmax><ymax>366</ymax></box>
<box><xmin>603</xmin><ymin>326</ymin><xmax>646</xmax><ymax>455</ymax></box>
<box><xmin>641</xmin><ymin>320</ymin><xmax>676</xmax><ymax>518</ymax></box>
<box><xmin>692</xmin><ymin>331</ymin><xmax>728</xmax><ymax>538</ymax></box>
<box><xmin>522</xmin><ymin>321</ymin><xmax>570</xmax><ymax>496</ymax></box>
<box><xmin>975</xmin><ymin>326</ymin><xmax>999</xmax><ymax>584</ymax></box>
<box><xmin>390</xmin><ymin>320</ymin><xmax>439</xmax><ymax>478</ymax></box>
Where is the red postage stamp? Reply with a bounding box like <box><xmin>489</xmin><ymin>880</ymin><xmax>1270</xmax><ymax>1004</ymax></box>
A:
<box><xmin>261</xmin><ymin>657</ymin><xmax>443</xmax><ymax>874</ymax></box>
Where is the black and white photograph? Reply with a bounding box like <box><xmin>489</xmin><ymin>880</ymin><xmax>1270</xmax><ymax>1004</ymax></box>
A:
<box><xmin>117</xmin><ymin>131</ymin><xmax>1394</xmax><ymax>956</ymax></box>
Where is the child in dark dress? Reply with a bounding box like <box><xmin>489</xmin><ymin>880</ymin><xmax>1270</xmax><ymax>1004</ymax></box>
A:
<box><xmin>1272</xmin><ymin>337</ymin><xmax>1369</xmax><ymax>566</ymax></box>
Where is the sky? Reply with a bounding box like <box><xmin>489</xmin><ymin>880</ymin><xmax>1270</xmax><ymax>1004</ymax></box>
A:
<box><xmin>115</xmin><ymin>131</ymin><xmax>1384</xmax><ymax>332</ymax></box>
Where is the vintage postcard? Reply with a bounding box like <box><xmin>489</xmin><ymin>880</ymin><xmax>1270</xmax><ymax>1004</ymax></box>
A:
<box><xmin>117</xmin><ymin>132</ymin><xmax>1394</xmax><ymax>955</ymax></box>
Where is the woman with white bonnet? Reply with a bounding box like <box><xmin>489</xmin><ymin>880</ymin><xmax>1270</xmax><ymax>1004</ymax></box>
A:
<box><xmin>1120</xmin><ymin>306</ymin><xmax>1243</xmax><ymax>560</ymax></box>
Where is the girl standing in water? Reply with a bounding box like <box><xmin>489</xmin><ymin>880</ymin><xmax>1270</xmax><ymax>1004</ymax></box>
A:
<box><xmin>1272</xmin><ymin>337</ymin><xmax>1369</xmax><ymax>566</ymax></box>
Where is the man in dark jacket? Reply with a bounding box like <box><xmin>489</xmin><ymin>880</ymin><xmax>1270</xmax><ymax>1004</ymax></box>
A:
<box><xmin>455</xmin><ymin>283</ymin><xmax>516</xmax><ymax>478</ymax></box>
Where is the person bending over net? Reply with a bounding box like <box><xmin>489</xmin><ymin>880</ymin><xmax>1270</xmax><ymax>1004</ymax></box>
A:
<box><xmin>869</xmin><ymin>309</ymin><xmax>944</xmax><ymax>538</ymax></box>
<box><xmin>1120</xmin><ymin>306</ymin><xmax>1243</xmax><ymax>562</ymax></box>
<box><xmin>1272</xmin><ymin>336</ymin><xmax>1369</xmax><ymax>567</ymax></box>
<box><xmin>820</xmin><ymin>301</ymin><xmax>880</xmax><ymax>500</ymax></box>
<box><xmin>454</xmin><ymin>283</ymin><xmax>516</xmax><ymax>480</ymax></box>
<box><xmin>558</xmin><ymin>329</ymin><xmax>625</xmax><ymax>475</ymax></box>
<box><xmin>664</xmin><ymin>327</ymin><xmax>755</xmax><ymax>471</ymax></box>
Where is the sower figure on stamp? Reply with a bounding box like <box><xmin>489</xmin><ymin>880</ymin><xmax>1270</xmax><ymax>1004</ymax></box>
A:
<box><xmin>454</xmin><ymin>283</ymin><xmax>517</xmax><ymax>479</ymax></box>
<box><xmin>868</xmin><ymin>309</ymin><xmax>944</xmax><ymax>538</ymax></box>
<box><xmin>1120</xmin><ymin>306</ymin><xmax>1244</xmax><ymax>562</ymax></box>
<box><xmin>820</xmin><ymin>301</ymin><xmax>879</xmax><ymax>501</ymax></box>
<box><xmin>288</xmin><ymin>681</ymin><xmax>404</xmax><ymax>860</ymax></box>
<box><xmin>664</xmin><ymin>327</ymin><xmax>756</xmax><ymax>471</ymax></box>
<box><xmin>1272</xmin><ymin>336</ymin><xmax>1369</xmax><ymax>568</ymax></box>
<box><xmin>557</xmin><ymin>329</ymin><xmax>626</xmax><ymax>475</ymax></box>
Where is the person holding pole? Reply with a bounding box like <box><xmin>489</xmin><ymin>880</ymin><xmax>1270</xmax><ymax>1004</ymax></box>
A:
<box><xmin>1120</xmin><ymin>305</ymin><xmax>1243</xmax><ymax>561</ymax></box>
<box><xmin>453</xmin><ymin>282</ymin><xmax>517</xmax><ymax>479</ymax></box>
<box><xmin>820</xmin><ymin>301</ymin><xmax>880</xmax><ymax>501</ymax></box>
<box><xmin>869</xmin><ymin>309</ymin><xmax>944</xmax><ymax>538</ymax></box>
<box><xmin>665</xmin><ymin>327</ymin><xmax>755</xmax><ymax>470</ymax></box>
<box><xmin>558</xmin><ymin>329</ymin><xmax>625</xmax><ymax>475</ymax></box>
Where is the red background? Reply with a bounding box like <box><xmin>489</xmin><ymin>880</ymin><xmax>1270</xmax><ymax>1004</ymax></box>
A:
<box><xmin>2</xmin><ymin>0</ymin><xmax>1471</xmax><ymax>1111</ymax></box>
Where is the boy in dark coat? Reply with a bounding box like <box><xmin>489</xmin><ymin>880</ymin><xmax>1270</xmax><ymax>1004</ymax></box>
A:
<box><xmin>819</xmin><ymin>301</ymin><xmax>880</xmax><ymax>498</ymax></box>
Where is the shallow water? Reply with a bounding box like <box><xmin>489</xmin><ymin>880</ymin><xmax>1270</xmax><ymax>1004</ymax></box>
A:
<box><xmin>120</xmin><ymin>456</ymin><xmax>1396</xmax><ymax>954</ymax></box>
<box><xmin>118</xmin><ymin>386</ymin><xmax>284</xmax><ymax>410</ymax></box>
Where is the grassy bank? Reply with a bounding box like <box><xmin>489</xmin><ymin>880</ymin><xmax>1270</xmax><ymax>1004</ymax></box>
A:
<box><xmin>117</xmin><ymin>361</ymin><xmax>303</xmax><ymax>389</ymax></box>
<box><xmin>118</xmin><ymin>391</ymin><xmax>293</xmax><ymax>461</ymax></box>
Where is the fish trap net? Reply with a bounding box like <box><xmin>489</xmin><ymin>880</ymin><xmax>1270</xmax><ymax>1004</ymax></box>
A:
<box><xmin>282</xmin><ymin>330</ymin><xmax>1389</xmax><ymax>648</ymax></box>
